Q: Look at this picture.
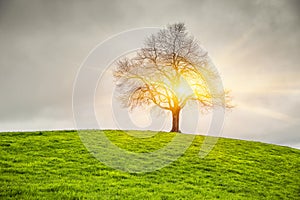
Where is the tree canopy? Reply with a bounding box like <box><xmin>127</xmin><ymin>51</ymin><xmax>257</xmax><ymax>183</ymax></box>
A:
<box><xmin>114</xmin><ymin>23</ymin><xmax>232</xmax><ymax>132</ymax></box>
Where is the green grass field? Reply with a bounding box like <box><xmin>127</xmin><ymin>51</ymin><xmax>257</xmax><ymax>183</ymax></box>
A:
<box><xmin>1</xmin><ymin>130</ymin><xmax>299</xmax><ymax>199</ymax></box>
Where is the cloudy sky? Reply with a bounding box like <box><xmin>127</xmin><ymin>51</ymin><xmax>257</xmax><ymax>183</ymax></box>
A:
<box><xmin>0</xmin><ymin>0</ymin><xmax>299</xmax><ymax>149</ymax></box>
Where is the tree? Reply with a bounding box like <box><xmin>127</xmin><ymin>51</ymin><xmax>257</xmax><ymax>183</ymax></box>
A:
<box><xmin>113</xmin><ymin>23</ymin><xmax>232</xmax><ymax>132</ymax></box>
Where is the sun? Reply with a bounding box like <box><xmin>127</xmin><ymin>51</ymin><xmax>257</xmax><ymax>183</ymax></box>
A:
<box><xmin>174</xmin><ymin>78</ymin><xmax>194</xmax><ymax>99</ymax></box>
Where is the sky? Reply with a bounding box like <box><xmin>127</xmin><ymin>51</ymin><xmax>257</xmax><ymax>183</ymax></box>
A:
<box><xmin>0</xmin><ymin>0</ymin><xmax>299</xmax><ymax>149</ymax></box>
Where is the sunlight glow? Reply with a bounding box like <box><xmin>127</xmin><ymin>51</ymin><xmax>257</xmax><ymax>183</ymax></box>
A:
<box><xmin>174</xmin><ymin>78</ymin><xmax>193</xmax><ymax>99</ymax></box>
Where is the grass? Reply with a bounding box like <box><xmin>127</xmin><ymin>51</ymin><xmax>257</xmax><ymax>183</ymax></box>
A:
<box><xmin>0</xmin><ymin>130</ymin><xmax>299</xmax><ymax>199</ymax></box>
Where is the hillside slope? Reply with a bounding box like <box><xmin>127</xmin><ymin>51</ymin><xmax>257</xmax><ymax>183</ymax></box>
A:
<box><xmin>0</xmin><ymin>130</ymin><xmax>299</xmax><ymax>199</ymax></box>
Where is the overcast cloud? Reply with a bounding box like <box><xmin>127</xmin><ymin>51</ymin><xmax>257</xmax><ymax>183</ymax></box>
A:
<box><xmin>0</xmin><ymin>0</ymin><xmax>299</xmax><ymax>149</ymax></box>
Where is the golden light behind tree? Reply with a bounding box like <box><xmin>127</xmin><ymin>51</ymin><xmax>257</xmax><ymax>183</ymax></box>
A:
<box><xmin>114</xmin><ymin>23</ymin><xmax>232</xmax><ymax>132</ymax></box>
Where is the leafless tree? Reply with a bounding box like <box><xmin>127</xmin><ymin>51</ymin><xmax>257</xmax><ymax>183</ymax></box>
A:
<box><xmin>114</xmin><ymin>23</ymin><xmax>232</xmax><ymax>132</ymax></box>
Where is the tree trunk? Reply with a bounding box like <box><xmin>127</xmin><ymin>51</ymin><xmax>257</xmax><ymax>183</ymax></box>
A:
<box><xmin>170</xmin><ymin>108</ymin><xmax>181</xmax><ymax>132</ymax></box>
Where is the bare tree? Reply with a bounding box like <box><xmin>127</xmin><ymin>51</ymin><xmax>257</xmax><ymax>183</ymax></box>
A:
<box><xmin>114</xmin><ymin>23</ymin><xmax>232</xmax><ymax>132</ymax></box>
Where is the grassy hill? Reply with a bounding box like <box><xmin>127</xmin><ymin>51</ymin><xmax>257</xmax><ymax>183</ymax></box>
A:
<box><xmin>0</xmin><ymin>130</ymin><xmax>299</xmax><ymax>199</ymax></box>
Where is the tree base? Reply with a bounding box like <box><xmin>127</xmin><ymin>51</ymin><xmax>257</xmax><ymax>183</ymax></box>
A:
<box><xmin>170</xmin><ymin>129</ymin><xmax>181</xmax><ymax>133</ymax></box>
